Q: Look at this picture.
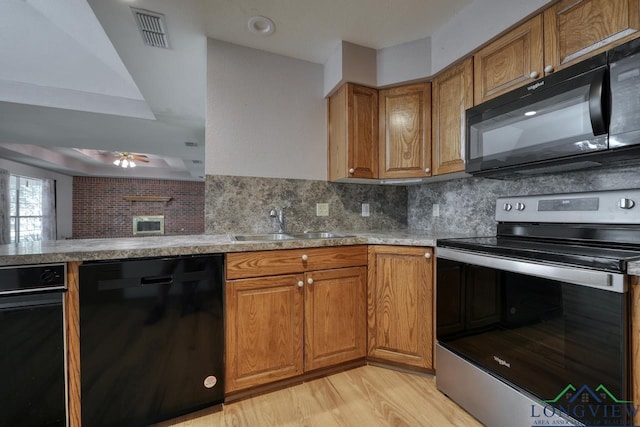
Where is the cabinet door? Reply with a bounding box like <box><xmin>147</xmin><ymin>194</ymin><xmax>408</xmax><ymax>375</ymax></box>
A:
<box><xmin>379</xmin><ymin>83</ymin><xmax>431</xmax><ymax>179</ymax></box>
<box><xmin>226</xmin><ymin>274</ymin><xmax>304</xmax><ymax>392</ymax></box>
<box><xmin>328</xmin><ymin>84</ymin><xmax>378</xmax><ymax>180</ymax></box>
<box><xmin>432</xmin><ymin>58</ymin><xmax>473</xmax><ymax>176</ymax></box>
<box><xmin>304</xmin><ymin>267</ymin><xmax>367</xmax><ymax>371</ymax></box>
<box><xmin>544</xmin><ymin>0</ymin><xmax>640</xmax><ymax>72</ymax></box>
<box><xmin>474</xmin><ymin>15</ymin><xmax>544</xmax><ymax>104</ymax></box>
<box><xmin>367</xmin><ymin>246</ymin><xmax>433</xmax><ymax>369</ymax></box>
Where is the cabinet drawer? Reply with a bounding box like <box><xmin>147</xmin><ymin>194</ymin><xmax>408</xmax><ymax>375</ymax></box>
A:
<box><xmin>226</xmin><ymin>245</ymin><xmax>368</xmax><ymax>279</ymax></box>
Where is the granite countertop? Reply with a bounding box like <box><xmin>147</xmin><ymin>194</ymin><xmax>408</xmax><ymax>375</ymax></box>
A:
<box><xmin>0</xmin><ymin>230</ymin><xmax>478</xmax><ymax>266</ymax></box>
<box><xmin>626</xmin><ymin>262</ymin><xmax>640</xmax><ymax>276</ymax></box>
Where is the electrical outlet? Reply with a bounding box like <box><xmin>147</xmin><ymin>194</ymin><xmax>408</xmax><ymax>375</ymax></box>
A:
<box><xmin>432</xmin><ymin>203</ymin><xmax>440</xmax><ymax>217</ymax></box>
<box><xmin>361</xmin><ymin>203</ymin><xmax>370</xmax><ymax>217</ymax></box>
<box><xmin>316</xmin><ymin>203</ymin><xmax>329</xmax><ymax>217</ymax></box>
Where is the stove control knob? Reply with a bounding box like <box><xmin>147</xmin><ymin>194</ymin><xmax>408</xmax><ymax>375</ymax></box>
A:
<box><xmin>516</xmin><ymin>203</ymin><xmax>526</xmax><ymax>211</ymax></box>
<box><xmin>503</xmin><ymin>203</ymin><xmax>513</xmax><ymax>212</ymax></box>
<box><xmin>619</xmin><ymin>198</ymin><xmax>636</xmax><ymax>209</ymax></box>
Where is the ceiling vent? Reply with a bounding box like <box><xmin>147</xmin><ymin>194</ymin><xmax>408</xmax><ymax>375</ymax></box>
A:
<box><xmin>131</xmin><ymin>8</ymin><xmax>170</xmax><ymax>49</ymax></box>
<box><xmin>184</xmin><ymin>142</ymin><xmax>198</xmax><ymax>147</ymax></box>
<box><xmin>192</xmin><ymin>159</ymin><xmax>203</xmax><ymax>164</ymax></box>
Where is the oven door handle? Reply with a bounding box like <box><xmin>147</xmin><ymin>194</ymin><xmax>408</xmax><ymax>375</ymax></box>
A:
<box><xmin>436</xmin><ymin>247</ymin><xmax>626</xmax><ymax>293</ymax></box>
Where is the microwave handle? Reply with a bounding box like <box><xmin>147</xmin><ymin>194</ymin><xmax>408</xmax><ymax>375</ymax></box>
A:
<box><xmin>588</xmin><ymin>68</ymin><xmax>608</xmax><ymax>136</ymax></box>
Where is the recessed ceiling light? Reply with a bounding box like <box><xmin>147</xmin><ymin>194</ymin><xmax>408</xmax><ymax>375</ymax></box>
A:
<box><xmin>248</xmin><ymin>16</ymin><xmax>275</xmax><ymax>36</ymax></box>
<box><xmin>524</xmin><ymin>111</ymin><xmax>537</xmax><ymax>116</ymax></box>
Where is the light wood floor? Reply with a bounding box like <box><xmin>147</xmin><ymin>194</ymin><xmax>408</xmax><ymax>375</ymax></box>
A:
<box><xmin>157</xmin><ymin>365</ymin><xmax>482</xmax><ymax>427</ymax></box>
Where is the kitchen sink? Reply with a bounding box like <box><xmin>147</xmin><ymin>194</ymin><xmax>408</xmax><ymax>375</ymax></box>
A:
<box><xmin>233</xmin><ymin>233</ymin><xmax>295</xmax><ymax>241</ymax></box>
<box><xmin>288</xmin><ymin>232</ymin><xmax>352</xmax><ymax>239</ymax></box>
<box><xmin>233</xmin><ymin>232</ymin><xmax>352</xmax><ymax>241</ymax></box>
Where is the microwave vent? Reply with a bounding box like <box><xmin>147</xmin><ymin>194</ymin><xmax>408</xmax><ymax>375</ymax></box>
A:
<box><xmin>514</xmin><ymin>161</ymin><xmax>602</xmax><ymax>175</ymax></box>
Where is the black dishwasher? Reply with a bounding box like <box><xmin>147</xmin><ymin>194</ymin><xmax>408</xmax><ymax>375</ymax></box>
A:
<box><xmin>79</xmin><ymin>254</ymin><xmax>224</xmax><ymax>427</ymax></box>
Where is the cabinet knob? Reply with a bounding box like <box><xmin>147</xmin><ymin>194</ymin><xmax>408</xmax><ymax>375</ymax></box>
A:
<box><xmin>424</xmin><ymin>252</ymin><xmax>431</xmax><ymax>259</ymax></box>
<box><xmin>307</xmin><ymin>277</ymin><xmax>314</xmax><ymax>285</ymax></box>
<box><xmin>424</xmin><ymin>167</ymin><xmax>430</xmax><ymax>174</ymax></box>
<box><xmin>297</xmin><ymin>280</ymin><xmax>304</xmax><ymax>288</ymax></box>
<box><xmin>348</xmin><ymin>168</ymin><xmax>355</xmax><ymax>174</ymax></box>
<box><xmin>544</xmin><ymin>65</ymin><xmax>554</xmax><ymax>74</ymax></box>
<box><xmin>301</xmin><ymin>254</ymin><xmax>308</xmax><ymax>261</ymax></box>
<box><xmin>529</xmin><ymin>71</ymin><xmax>539</xmax><ymax>79</ymax></box>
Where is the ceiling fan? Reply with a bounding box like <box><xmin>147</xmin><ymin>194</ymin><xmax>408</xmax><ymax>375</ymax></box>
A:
<box><xmin>112</xmin><ymin>152</ymin><xmax>150</xmax><ymax>168</ymax></box>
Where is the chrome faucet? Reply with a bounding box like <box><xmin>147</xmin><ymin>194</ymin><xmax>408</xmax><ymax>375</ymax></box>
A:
<box><xmin>269</xmin><ymin>207</ymin><xmax>286</xmax><ymax>233</ymax></box>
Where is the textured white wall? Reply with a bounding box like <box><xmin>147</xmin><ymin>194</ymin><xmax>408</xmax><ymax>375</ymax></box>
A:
<box><xmin>0</xmin><ymin>159</ymin><xmax>73</xmax><ymax>239</ymax></box>
<box><xmin>323</xmin><ymin>43</ymin><xmax>343</xmax><ymax>97</ymax></box>
<box><xmin>323</xmin><ymin>41</ymin><xmax>377</xmax><ymax>96</ymax></box>
<box><xmin>377</xmin><ymin>37</ymin><xmax>431</xmax><ymax>87</ymax></box>
<box><xmin>430</xmin><ymin>0</ymin><xmax>553</xmax><ymax>73</ymax></box>
<box><xmin>206</xmin><ymin>39</ymin><xmax>326</xmax><ymax>180</ymax></box>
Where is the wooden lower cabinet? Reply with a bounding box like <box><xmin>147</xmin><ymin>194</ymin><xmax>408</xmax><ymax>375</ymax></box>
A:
<box><xmin>304</xmin><ymin>267</ymin><xmax>367</xmax><ymax>371</ymax></box>
<box><xmin>367</xmin><ymin>246</ymin><xmax>434</xmax><ymax>370</ymax></box>
<box><xmin>225</xmin><ymin>247</ymin><xmax>368</xmax><ymax>393</ymax></box>
<box><xmin>225</xmin><ymin>274</ymin><xmax>304</xmax><ymax>393</ymax></box>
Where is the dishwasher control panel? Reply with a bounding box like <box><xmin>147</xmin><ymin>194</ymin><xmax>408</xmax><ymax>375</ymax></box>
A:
<box><xmin>0</xmin><ymin>263</ymin><xmax>67</xmax><ymax>294</ymax></box>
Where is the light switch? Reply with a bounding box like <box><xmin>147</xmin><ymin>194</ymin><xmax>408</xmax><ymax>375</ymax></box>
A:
<box><xmin>432</xmin><ymin>204</ymin><xmax>440</xmax><ymax>217</ymax></box>
<box><xmin>361</xmin><ymin>203</ymin><xmax>370</xmax><ymax>217</ymax></box>
<box><xmin>316</xmin><ymin>203</ymin><xmax>329</xmax><ymax>216</ymax></box>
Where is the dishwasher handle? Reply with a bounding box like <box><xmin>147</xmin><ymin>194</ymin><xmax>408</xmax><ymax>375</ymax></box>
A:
<box><xmin>140</xmin><ymin>275</ymin><xmax>174</xmax><ymax>286</ymax></box>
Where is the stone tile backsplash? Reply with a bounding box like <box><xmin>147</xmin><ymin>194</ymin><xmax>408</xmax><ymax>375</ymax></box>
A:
<box><xmin>205</xmin><ymin>175</ymin><xmax>407</xmax><ymax>234</ymax></box>
<box><xmin>408</xmin><ymin>164</ymin><xmax>640</xmax><ymax>236</ymax></box>
<box><xmin>204</xmin><ymin>164</ymin><xmax>640</xmax><ymax>237</ymax></box>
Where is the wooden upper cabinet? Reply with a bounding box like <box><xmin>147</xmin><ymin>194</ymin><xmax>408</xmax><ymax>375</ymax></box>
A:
<box><xmin>474</xmin><ymin>15</ymin><xmax>544</xmax><ymax>104</ymax></box>
<box><xmin>432</xmin><ymin>58</ymin><xmax>473</xmax><ymax>176</ymax></box>
<box><xmin>544</xmin><ymin>0</ymin><xmax>640</xmax><ymax>72</ymax></box>
<box><xmin>367</xmin><ymin>246</ymin><xmax>434</xmax><ymax>370</ymax></box>
<box><xmin>379</xmin><ymin>83</ymin><xmax>431</xmax><ymax>179</ymax></box>
<box><xmin>328</xmin><ymin>83</ymin><xmax>379</xmax><ymax>181</ymax></box>
<box><xmin>304</xmin><ymin>267</ymin><xmax>367</xmax><ymax>371</ymax></box>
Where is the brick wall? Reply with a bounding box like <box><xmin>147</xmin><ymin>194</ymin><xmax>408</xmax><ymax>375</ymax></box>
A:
<box><xmin>72</xmin><ymin>177</ymin><xmax>204</xmax><ymax>239</ymax></box>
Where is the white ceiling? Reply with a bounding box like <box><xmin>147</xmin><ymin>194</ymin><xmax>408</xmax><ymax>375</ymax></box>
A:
<box><xmin>0</xmin><ymin>0</ymin><xmax>472</xmax><ymax>180</ymax></box>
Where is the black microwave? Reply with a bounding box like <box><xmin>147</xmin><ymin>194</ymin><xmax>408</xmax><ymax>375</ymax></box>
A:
<box><xmin>466</xmin><ymin>38</ymin><xmax>640</xmax><ymax>178</ymax></box>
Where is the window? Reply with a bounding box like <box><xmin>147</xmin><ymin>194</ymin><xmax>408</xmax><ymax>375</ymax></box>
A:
<box><xmin>9</xmin><ymin>175</ymin><xmax>44</xmax><ymax>243</ymax></box>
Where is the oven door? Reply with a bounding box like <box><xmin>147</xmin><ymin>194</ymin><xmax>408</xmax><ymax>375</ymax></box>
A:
<box><xmin>436</xmin><ymin>247</ymin><xmax>630</xmax><ymax>426</ymax></box>
<box><xmin>0</xmin><ymin>292</ymin><xmax>67</xmax><ymax>427</ymax></box>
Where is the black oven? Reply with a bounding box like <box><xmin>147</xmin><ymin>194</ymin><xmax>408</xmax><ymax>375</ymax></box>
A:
<box><xmin>436</xmin><ymin>189</ymin><xmax>636</xmax><ymax>427</ymax></box>
<box><xmin>0</xmin><ymin>263</ymin><xmax>68</xmax><ymax>427</ymax></box>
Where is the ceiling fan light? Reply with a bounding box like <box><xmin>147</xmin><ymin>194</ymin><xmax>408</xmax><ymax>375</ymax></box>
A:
<box><xmin>129</xmin><ymin>160</ymin><xmax>136</xmax><ymax>168</ymax></box>
<box><xmin>113</xmin><ymin>159</ymin><xmax>121</xmax><ymax>166</ymax></box>
<box><xmin>122</xmin><ymin>159</ymin><xmax>129</xmax><ymax>168</ymax></box>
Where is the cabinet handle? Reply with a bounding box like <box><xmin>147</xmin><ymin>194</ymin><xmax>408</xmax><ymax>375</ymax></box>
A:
<box><xmin>307</xmin><ymin>277</ymin><xmax>314</xmax><ymax>285</ymax></box>
<box><xmin>301</xmin><ymin>254</ymin><xmax>308</xmax><ymax>261</ymax></box>
<box><xmin>424</xmin><ymin>252</ymin><xmax>432</xmax><ymax>259</ymax></box>
<box><xmin>348</xmin><ymin>168</ymin><xmax>355</xmax><ymax>174</ymax></box>
<box><xmin>544</xmin><ymin>65</ymin><xmax>554</xmax><ymax>74</ymax></box>
<box><xmin>529</xmin><ymin>71</ymin><xmax>539</xmax><ymax>79</ymax></box>
<box><xmin>297</xmin><ymin>280</ymin><xmax>304</xmax><ymax>288</ymax></box>
<box><xmin>425</xmin><ymin>167</ymin><xmax>430</xmax><ymax>174</ymax></box>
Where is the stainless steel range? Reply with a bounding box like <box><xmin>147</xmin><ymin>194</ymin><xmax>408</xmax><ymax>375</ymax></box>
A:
<box><xmin>436</xmin><ymin>189</ymin><xmax>637</xmax><ymax>427</ymax></box>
